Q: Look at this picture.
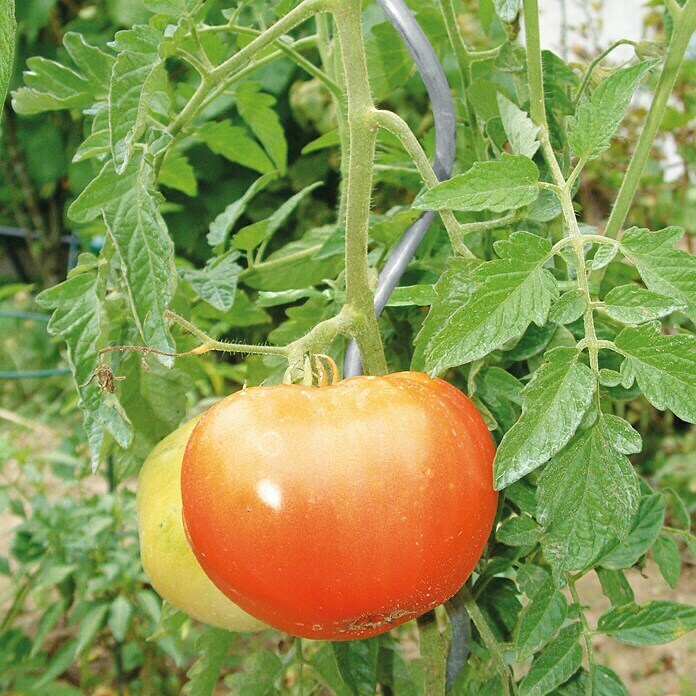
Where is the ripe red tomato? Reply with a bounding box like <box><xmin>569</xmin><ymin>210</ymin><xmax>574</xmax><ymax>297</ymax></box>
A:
<box><xmin>181</xmin><ymin>371</ymin><xmax>497</xmax><ymax>640</ymax></box>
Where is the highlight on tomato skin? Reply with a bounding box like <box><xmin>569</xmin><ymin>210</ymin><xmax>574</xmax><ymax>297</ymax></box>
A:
<box><xmin>181</xmin><ymin>371</ymin><xmax>498</xmax><ymax>641</ymax></box>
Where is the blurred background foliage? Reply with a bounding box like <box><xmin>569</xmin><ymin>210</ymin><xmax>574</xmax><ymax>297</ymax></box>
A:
<box><xmin>0</xmin><ymin>0</ymin><xmax>694</xmax><ymax>693</ymax></box>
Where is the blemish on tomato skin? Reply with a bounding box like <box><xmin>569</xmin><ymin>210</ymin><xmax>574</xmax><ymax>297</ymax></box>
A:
<box><xmin>342</xmin><ymin>608</ymin><xmax>412</xmax><ymax>633</ymax></box>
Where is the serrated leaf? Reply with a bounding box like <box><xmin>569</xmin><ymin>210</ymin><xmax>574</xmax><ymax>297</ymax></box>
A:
<box><xmin>518</xmin><ymin>623</ymin><xmax>583</xmax><ymax>696</ymax></box>
<box><xmin>181</xmin><ymin>253</ymin><xmax>242</xmax><ymax>311</ymax></box>
<box><xmin>225</xmin><ymin>650</ymin><xmax>285</xmax><ymax>695</ymax></box>
<box><xmin>207</xmin><ymin>172</ymin><xmax>277</xmax><ymax>247</ymax></box>
<box><xmin>63</xmin><ymin>32</ymin><xmax>115</xmax><ymax>89</ymax></box>
<box><xmin>494</xmin><ymin>347</ymin><xmax>595</xmax><ymax>489</ymax></box>
<box><xmin>652</xmin><ymin>534</ymin><xmax>681</xmax><ymax>588</ymax></box>
<box><xmin>148</xmin><ymin>601</ymin><xmax>188</xmax><ymax>641</ymax></box>
<box><xmin>159</xmin><ymin>152</ymin><xmax>198</xmax><ymax>196</ymax></box>
<box><xmin>602</xmin><ymin>284</ymin><xmax>685</xmax><ymax>324</ymax></box>
<box><xmin>497</xmin><ymin>94</ymin><xmax>540</xmax><ymax>158</ymax></box>
<box><xmin>598</xmin><ymin>493</ymin><xmax>665</xmax><ymax>570</ymax></box>
<box><xmin>548</xmin><ymin>290</ymin><xmax>585</xmax><ymax>324</ymax></box>
<box><xmin>73</xmin><ymin>127</ymin><xmax>111</xmax><ymax>162</ymax></box>
<box><xmin>596</xmin><ymin>568</ymin><xmax>635</xmax><ymax>608</ymax></box>
<box><xmin>620</xmin><ymin>226</ymin><xmax>696</xmax><ymax>322</ymax></box>
<box><xmin>197</xmin><ymin>120</ymin><xmax>274</xmax><ymax>173</ymax></box>
<box><xmin>332</xmin><ymin>638</ymin><xmax>379</xmax><ymax>696</ymax></box>
<box><xmin>12</xmin><ymin>56</ymin><xmax>95</xmax><ymax>114</ymax></box>
<box><xmin>614</xmin><ymin>323</ymin><xmax>696</xmax><ymax>423</ymax></box>
<box><xmin>235</xmin><ymin>82</ymin><xmax>287</xmax><ymax>174</ymax></box>
<box><xmin>515</xmin><ymin>580</ymin><xmax>568</xmax><ymax>662</ymax></box>
<box><xmin>538</xmin><ymin>418</ymin><xmax>641</xmax><ymax>578</ymax></box>
<box><xmin>593</xmin><ymin>665</ymin><xmax>629</xmax><ymax>695</ymax></box>
<box><xmin>497</xmin><ymin>515</ymin><xmax>541</xmax><ymax>547</ymax></box>
<box><xmin>183</xmin><ymin>628</ymin><xmax>235</xmax><ymax>696</ymax></box>
<box><xmin>601</xmin><ymin>414</ymin><xmax>642</xmax><ymax>454</ymax></box>
<box><xmin>413</xmin><ymin>155</ymin><xmax>540</xmax><ymax>213</ymax></box>
<box><xmin>36</xmin><ymin>261</ymin><xmax>133</xmax><ymax>462</ymax></box>
<box><xmin>144</xmin><ymin>0</ymin><xmax>199</xmax><ymax>14</ymax></box>
<box><xmin>1</xmin><ymin>1</ymin><xmax>16</xmax><ymax>117</ymax></box>
<box><xmin>569</xmin><ymin>60</ymin><xmax>658</xmax><ymax>159</ymax></box>
<box><xmin>110</xmin><ymin>51</ymin><xmax>165</xmax><ymax>173</ymax></box>
<box><xmin>419</xmin><ymin>233</ymin><xmax>557</xmax><ymax>374</ymax></box>
<box><xmin>598</xmin><ymin>601</ymin><xmax>696</xmax><ymax>646</ymax></box>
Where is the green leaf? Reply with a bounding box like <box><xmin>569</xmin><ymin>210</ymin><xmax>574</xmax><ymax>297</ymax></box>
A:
<box><xmin>207</xmin><ymin>172</ymin><xmax>278</xmax><ymax>247</ymax></box>
<box><xmin>366</xmin><ymin>20</ymin><xmax>413</xmax><ymax>100</ymax></box>
<box><xmin>413</xmin><ymin>155</ymin><xmax>540</xmax><ymax>213</ymax></box>
<box><xmin>302</xmin><ymin>130</ymin><xmax>340</xmax><ymax>155</ymax></box>
<box><xmin>602</xmin><ymin>285</ymin><xmax>685</xmax><ymax>324</ymax></box>
<box><xmin>181</xmin><ymin>253</ymin><xmax>242</xmax><ymax>311</ymax></box>
<box><xmin>0</xmin><ymin>0</ymin><xmax>16</xmax><ymax>117</ymax></box>
<box><xmin>538</xmin><ymin>417</ymin><xmax>641</xmax><ymax>578</ymax></box>
<box><xmin>652</xmin><ymin>533</ymin><xmax>681</xmax><ymax>588</ymax></box>
<box><xmin>385</xmin><ymin>284</ymin><xmax>436</xmax><ymax>307</ymax></box>
<box><xmin>518</xmin><ymin>623</ymin><xmax>583</xmax><ymax>696</ymax></box>
<box><xmin>183</xmin><ymin>628</ymin><xmax>235</xmax><ymax>696</ymax></box>
<box><xmin>36</xmin><ymin>260</ymin><xmax>133</xmax><ymax>462</ymax></box>
<box><xmin>197</xmin><ymin>120</ymin><xmax>275</xmax><ymax>173</ymax></box>
<box><xmin>497</xmin><ymin>94</ymin><xmax>540</xmax><ymax>158</ymax></box>
<box><xmin>493</xmin><ymin>0</ymin><xmax>521</xmax><ymax>22</ymax></box>
<box><xmin>497</xmin><ymin>515</ymin><xmax>541</xmax><ymax>547</ymax></box>
<box><xmin>63</xmin><ymin>32</ymin><xmax>114</xmax><ymax>90</ymax></box>
<box><xmin>70</xmin><ymin>157</ymin><xmax>176</xmax><ymax>357</ymax></box>
<box><xmin>148</xmin><ymin>601</ymin><xmax>188</xmax><ymax>641</ymax></box>
<box><xmin>515</xmin><ymin>580</ymin><xmax>568</xmax><ymax>661</ymax></box>
<box><xmin>596</xmin><ymin>568</ymin><xmax>635</xmax><ymax>608</ymax></box>
<box><xmin>331</xmin><ymin>638</ymin><xmax>379</xmax><ymax>696</ymax></box>
<box><xmin>108</xmin><ymin>595</ymin><xmax>132</xmax><ymax>642</ymax></box>
<box><xmin>225</xmin><ymin>650</ymin><xmax>286</xmax><ymax>695</ymax></box>
<box><xmin>598</xmin><ymin>601</ymin><xmax>696</xmax><ymax>646</ymax></box>
<box><xmin>109</xmin><ymin>49</ymin><xmax>165</xmax><ymax>172</ymax></box>
<box><xmin>548</xmin><ymin>289</ymin><xmax>585</xmax><ymax>325</ymax></box>
<box><xmin>159</xmin><ymin>152</ymin><xmax>198</xmax><ymax>196</ymax></box>
<box><xmin>593</xmin><ymin>665</ymin><xmax>629</xmax><ymax>695</ymax></box>
<box><xmin>231</xmin><ymin>220</ymin><xmax>269</xmax><ymax>253</ymax></box>
<box><xmin>620</xmin><ymin>226</ymin><xmax>696</xmax><ymax>323</ymax></box>
<box><xmin>12</xmin><ymin>56</ymin><xmax>95</xmax><ymax>114</ymax></box>
<box><xmin>419</xmin><ymin>233</ymin><xmax>557</xmax><ymax>374</ymax></box>
<box><xmin>569</xmin><ymin>60</ymin><xmax>658</xmax><ymax>159</ymax></box>
<box><xmin>614</xmin><ymin>323</ymin><xmax>696</xmax><ymax>423</ymax></box>
<box><xmin>235</xmin><ymin>82</ymin><xmax>287</xmax><ymax>174</ymax></box>
<box><xmin>598</xmin><ymin>493</ymin><xmax>665</xmax><ymax>570</ymax></box>
<box><xmin>30</xmin><ymin>599</ymin><xmax>69</xmax><ymax>658</ymax></box>
<box><xmin>494</xmin><ymin>347</ymin><xmax>595</xmax><ymax>489</ymax></box>
<box><xmin>601</xmin><ymin>414</ymin><xmax>642</xmax><ymax>455</ymax></box>
<box><xmin>144</xmin><ymin>0</ymin><xmax>200</xmax><ymax>14</ymax></box>
<box><xmin>74</xmin><ymin>602</ymin><xmax>110</xmax><ymax>657</ymax></box>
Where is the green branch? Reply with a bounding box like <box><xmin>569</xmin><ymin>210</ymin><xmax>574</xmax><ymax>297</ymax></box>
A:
<box><xmin>604</xmin><ymin>0</ymin><xmax>696</xmax><ymax>239</ymax></box>
<box><xmin>331</xmin><ymin>0</ymin><xmax>387</xmax><ymax>376</ymax></box>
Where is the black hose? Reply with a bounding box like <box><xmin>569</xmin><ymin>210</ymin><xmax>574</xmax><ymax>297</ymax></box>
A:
<box><xmin>342</xmin><ymin>0</ymin><xmax>456</xmax><ymax>377</ymax></box>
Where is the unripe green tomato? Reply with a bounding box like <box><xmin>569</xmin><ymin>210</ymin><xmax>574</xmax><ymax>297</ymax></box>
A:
<box><xmin>137</xmin><ymin>417</ymin><xmax>266</xmax><ymax>632</ymax></box>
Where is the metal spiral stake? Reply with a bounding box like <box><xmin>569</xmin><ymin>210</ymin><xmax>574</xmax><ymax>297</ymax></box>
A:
<box><xmin>341</xmin><ymin>1</ymin><xmax>469</xmax><ymax>687</ymax></box>
<box><xmin>342</xmin><ymin>0</ymin><xmax>456</xmax><ymax>377</ymax></box>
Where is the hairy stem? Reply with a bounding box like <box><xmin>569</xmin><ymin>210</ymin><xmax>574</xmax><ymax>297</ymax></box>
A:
<box><xmin>456</xmin><ymin>584</ymin><xmax>516</xmax><ymax>695</ymax></box>
<box><xmin>604</xmin><ymin>0</ymin><xmax>696</xmax><ymax>239</ymax></box>
<box><xmin>331</xmin><ymin>0</ymin><xmax>387</xmax><ymax>375</ymax></box>
<box><xmin>373</xmin><ymin>109</ymin><xmax>474</xmax><ymax>256</ymax></box>
<box><xmin>573</xmin><ymin>39</ymin><xmax>638</xmax><ymax>107</ymax></box>
<box><xmin>568</xmin><ymin>579</ymin><xmax>596</xmax><ymax>694</ymax></box>
<box><xmin>524</xmin><ymin>0</ymin><xmax>601</xmax><ymax>373</ymax></box>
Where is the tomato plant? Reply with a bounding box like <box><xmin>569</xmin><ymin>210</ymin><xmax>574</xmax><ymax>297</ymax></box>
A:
<box><xmin>2</xmin><ymin>0</ymin><xmax>696</xmax><ymax>692</ymax></box>
<box><xmin>181</xmin><ymin>372</ymin><xmax>497</xmax><ymax>640</ymax></box>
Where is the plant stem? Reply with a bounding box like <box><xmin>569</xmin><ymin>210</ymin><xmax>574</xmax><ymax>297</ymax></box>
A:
<box><xmin>604</xmin><ymin>0</ymin><xmax>696</xmax><ymax>239</ymax></box>
<box><xmin>568</xmin><ymin>579</ymin><xmax>596</xmax><ymax>694</ymax></box>
<box><xmin>523</xmin><ymin>0</ymin><xmax>601</xmax><ymax>374</ymax></box>
<box><xmin>373</xmin><ymin>109</ymin><xmax>474</xmax><ymax>256</ymax></box>
<box><xmin>573</xmin><ymin>39</ymin><xmax>638</xmax><ymax>107</ymax></box>
<box><xmin>417</xmin><ymin>611</ymin><xmax>447</xmax><ymax>695</ymax></box>
<box><xmin>456</xmin><ymin>584</ymin><xmax>516</xmax><ymax>695</ymax></box>
<box><xmin>330</xmin><ymin>0</ymin><xmax>387</xmax><ymax>376</ymax></box>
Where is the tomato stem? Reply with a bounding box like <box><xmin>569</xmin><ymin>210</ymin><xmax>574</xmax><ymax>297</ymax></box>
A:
<box><xmin>330</xmin><ymin>0</ymin><xmax>388</xmax><ymax>376</ymax></box>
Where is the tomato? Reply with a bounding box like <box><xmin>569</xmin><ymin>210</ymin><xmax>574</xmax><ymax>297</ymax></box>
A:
<box><xmin>137</xmin><ymin>417</ymin><xmax>265</xmax><ymax>632</ymax></box>
<box><xmin>181</xmin><ymin>371</ymin><xmax>497</xmax><ymax>640</ymax></box>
